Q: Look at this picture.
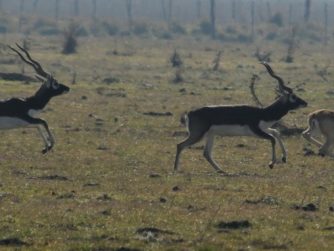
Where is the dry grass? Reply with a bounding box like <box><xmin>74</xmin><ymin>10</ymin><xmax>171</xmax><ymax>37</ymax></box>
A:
<box><xmin>0</xmin><ymin>34</ymin><xmax>334</xmax><ymax>250</ymax></box>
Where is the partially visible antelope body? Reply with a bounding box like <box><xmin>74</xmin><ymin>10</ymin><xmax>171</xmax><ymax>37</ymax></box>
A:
<box><xmin>174</xmin><ymin>62</ymin><xmax>307</xmax><ymax>174</ymax></box>
<box><xmin>302</xmin><ymin>109</ymin><xmax>334</xmax><ymax>157</ymax></box>
<box><xmin>0</xmin><ymin>43</ymin><xmax>70</xmax><ymax>153</ymax></box>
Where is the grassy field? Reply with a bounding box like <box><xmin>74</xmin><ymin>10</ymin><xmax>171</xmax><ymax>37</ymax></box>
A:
<box><xmin>1</xmin><ymin>34</ymin><xmax>334</xmax><ymax>251</ymax></box>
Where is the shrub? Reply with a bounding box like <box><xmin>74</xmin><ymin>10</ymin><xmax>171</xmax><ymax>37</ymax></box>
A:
<box><xmin>199</xmin><ymin>20</ymin><xmax>212</xmax><ymax>35</ymax></box>
<box><xmin>265</xmin><ymin>31</ymin><xmax>277</xmax><ymax>40</ymax></box>
<box><xmin>270</xmin><ymin>12</ymin><xmax>283</xmax><ymax>27</ymax></box>
<box><xmin>102</xmin><ymin>22</ymin><xmax>119</xmax><ymax>36</ymax></box>
<box><xmin>171</xmin><ymin>22</ymin><xmax>186</xmax><ymax>35</ymax></box>
<box><xmin>62</xmin><ymin>23</ymin><xmax>79</xmax><ymax>54</ymax></box>
<box><xmin>170</xmin><ymin>50</ymin><xmax>183</xmax><ymax>68</ymax></box>
<box><xmin>132</xmin><ymin>22</ymin><xmax>149</xmax><ymax>36</ymax></box>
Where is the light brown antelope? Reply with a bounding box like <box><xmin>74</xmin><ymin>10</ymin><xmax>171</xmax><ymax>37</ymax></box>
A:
<box><xmin>0</xmin><ymin>43</ymin><xmax>70</xmax><ymax>153</ymax></box>
<box><xmin>302</xmin><ymin>109</ymin><xmax>334</xmax><ymax>157</ymax></box>
<box><xmin>174</xmin><ymin>62</ymin><xmax>307</xmax><ymax>174</ymax></box>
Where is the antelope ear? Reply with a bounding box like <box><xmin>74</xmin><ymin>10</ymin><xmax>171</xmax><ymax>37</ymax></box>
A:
<box><xmin>45</xmin><ymin>75</ymin><xmax>54</xmax><ymax>88</ymax></box>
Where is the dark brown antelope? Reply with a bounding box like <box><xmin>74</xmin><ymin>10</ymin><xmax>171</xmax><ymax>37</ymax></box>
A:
<box><xmin>174</xmin><ymin>62</ymin><xmax>307</xmax><ymax>174</ymax></box>
<box><xmin>0</xmin><ymin>43</ymin><xmax>70</xmax><ymax>153</ymax></box>
<box><xmin>302</xmin><ymin>109</ymin><xmax>334</xmax><ymax>157</ymax></box>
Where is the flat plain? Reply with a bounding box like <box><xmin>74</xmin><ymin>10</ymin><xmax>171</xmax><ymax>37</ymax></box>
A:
<box><xmin>1</xmin><ymin>32</ymin><xmax>334</xmax><ymax>251</ymax></box>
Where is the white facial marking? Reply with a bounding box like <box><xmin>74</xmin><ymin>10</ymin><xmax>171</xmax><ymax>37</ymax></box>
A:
<box><xmin>0</xmin><ymin>117</ymin><xmax>30</xmax><ymax>129</ymax></box>
<box><xmin>52</xmin><ymin>81</ymin><xmax>59</xmax><ymax>90</ymax></box>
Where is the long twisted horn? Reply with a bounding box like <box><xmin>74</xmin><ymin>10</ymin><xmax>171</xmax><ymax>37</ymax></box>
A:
<box><xmin>261</xmin><ymin>61</ymin><xmax>293</xmax><ymax>94</ymax></box>
<box><xmin>8</xmin><ymin>43</ymin><xmax>50</xmax><ymax>79</ymax></box>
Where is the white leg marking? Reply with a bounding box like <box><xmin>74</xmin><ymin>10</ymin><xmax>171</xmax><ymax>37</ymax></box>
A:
<box><xmin>37</xmin><ymin>126</ymin><xmax>51</xmax><ymax>148</ymax></box>
<box><xmin>267</xmin><ymin>128</ymin><xmax>286</xmax><ymax>162</ymax></box>
<box><xmin>203</xmin><ymin>133</ymin><xmax>226</xmax><ymax>173</ymax></box>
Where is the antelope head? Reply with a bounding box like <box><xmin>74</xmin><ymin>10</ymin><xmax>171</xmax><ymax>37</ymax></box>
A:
<box><xmin>261</xmin><ymin>61</ymin><xmax>307</xmax><ymax>110</ymax></box>
<box><xmin>8</xmin><ymin>43</ymin><xmax>70</xmax><ymax>96</ymax></box>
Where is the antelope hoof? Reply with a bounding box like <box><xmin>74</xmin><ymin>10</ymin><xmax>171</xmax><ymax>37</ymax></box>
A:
<box><xmin>269</xmin><ymin>162</ymin><xmax>274</xmax><ymax>169</ymax></box>
<box><xmin>42</xmin><ymin>145</ymin><xmax>52</xmax><ymax>154</ymax></box>
<box><xmin>42</xmin><ymin>148</ymin><xmax>49</xmax><ymax>154</ymax></box>
<box><xmin>217</xmin><ymin>170</ymin><xmax>228</xmax><ymax>176</ymax></box>
<box><xmin>282</xmin><ymin>156</ymin><xmax>287</xmax><ymax>163</ymax></box>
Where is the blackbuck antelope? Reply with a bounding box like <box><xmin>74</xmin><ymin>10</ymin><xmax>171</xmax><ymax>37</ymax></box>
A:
<box><xmin>302</xmin><ymin>109</ymin><xmax>334</xmax><ymax>157</ymax></box>
<box><xmin>0</xmin><ymin>43</ymin><xmax>70</xmax><ymax>153</ymax></box>
<box><xmin>174</xmin><ymin>62</ymin><xmax>307</xmax><ymax>174</ymax></box>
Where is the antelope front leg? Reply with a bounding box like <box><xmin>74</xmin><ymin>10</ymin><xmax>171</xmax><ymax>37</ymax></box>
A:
<box><xmin>37</xmin><ymin>126</ymin><xmax>52</xmax><ymax>153</ymax></box>
<box><xmin>24</xmin><ymin>116</ymin><xmax>55</xmax><ymax>154</ymax></box>
<box><xmin>268</xmin><ymin>128</ymin><xmax>286</xmax><ymax>163</ymax></box>
<box><xmin>251</xmin><ymin>125</ymin><xmax>277</xmax><ymax>169</ymax></box>
<box><xmin>268</xmin><ymin>138</ymin><xmax>277</xmax><ymax>168</ymax></box>
<box><xmin>40</xmin><ymin>121</ymin><xmax>55</xmax><ymax>154</ymax></box>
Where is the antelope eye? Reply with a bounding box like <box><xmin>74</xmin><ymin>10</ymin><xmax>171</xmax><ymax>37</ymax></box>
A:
<box><xmin>52</xmin><ymin>80</ymin><xmax>60</xmax><ymax>89</ymax></box>
<box><xmin>289</xmin><ymin>94</ymin><xmax>297</xmax><ymax>102</ymax></box>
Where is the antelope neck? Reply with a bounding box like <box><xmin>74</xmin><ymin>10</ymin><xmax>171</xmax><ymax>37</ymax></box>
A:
<box><xmin>261</xmin><ymin>98</ymin><xmax>289</xmax><ymax>122</ymax></box>
<box><xmin>25</xmin><ymin>86</ymin><xmax>53</xmax><ymax>110</ymax></box>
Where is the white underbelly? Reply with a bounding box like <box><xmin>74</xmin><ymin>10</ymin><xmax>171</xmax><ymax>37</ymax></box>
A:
<box><xmin>208</xmin><ymin>121</ymin><xmax>277</xmax><ymax>137</ymax></box>
<box><xmin>209</xmin><ymin>124</ymin><xmax>256</xmax><ymax>137</ymax></box>
<box><xmin>0</xmin><ymin>117</ymin><xmax>30</xmax><ymax>129</ymax></box>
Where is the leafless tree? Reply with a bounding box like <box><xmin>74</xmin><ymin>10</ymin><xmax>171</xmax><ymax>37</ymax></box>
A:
<box><xmin>197</xmin><ymin>0</ymin><xmax>201</xmax><ymax>19</ymax></box>
<box><xmin>210</xmin><ymin>0</ymin><xmax>216</xmax><ymax>39</ymax></box>
<box><xmin>74</xmin><ymin>0</ymin><xmax>79</xmax><ymax>16</ymax></box>
<box><xmin>251</xmin><ymin>1</ymin><xmax>255</xmax><ymax>41</ymax></box>
<box><xmin>324</xmin><ymin>2</ymin><xmax>328</xmax><ymax>45</ymax></box>
<box><xmin>18</xmin><ymin>0</ymin><xmax>24</xmax><ymax>32</ymax></box>
<box><xmin>33</xmin><ymin>0</ymin><xmax>39</xmax><ymax>11</ymax></box>
<box><xmin>288</xmin><ymin>4</ymin><xmax>293</xmax><ymax>26</ymax></box>
<box><xmin>92</xmin><ymin>0</ymin><xmax>97</xmax><ymax>21</ymax></box>
<box><xmin>55</xmin><ymin>0</ymin><xmax>60</xmax><ymax>23</ymax></box>
<box><xmin>161</xmin><ymin>0</ymin><xmax>167</xmax><ymax>21</ymax></box>
<box><xmin>232</xmin><ymin>0</ymin><xmax>236</xmax><ymax>21</ymax></box>
<box><xmin>126</xmin><ymin>0</ymin><xmax>133</xmax><ymax>30</ymax></box>
<box><xmin>304</xmin><ymin>0</ymin><xmax>311</xmax><ymax>23</ymax></box>
<box><xmin>168</xmin><ymin>0</ymin><xmax>173</xmax><ymax>29</ymax></box>
<box><xmin>266</xmin><ymin>1</ymin><xmax>272</xmax><ymax>20</ymax></box>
